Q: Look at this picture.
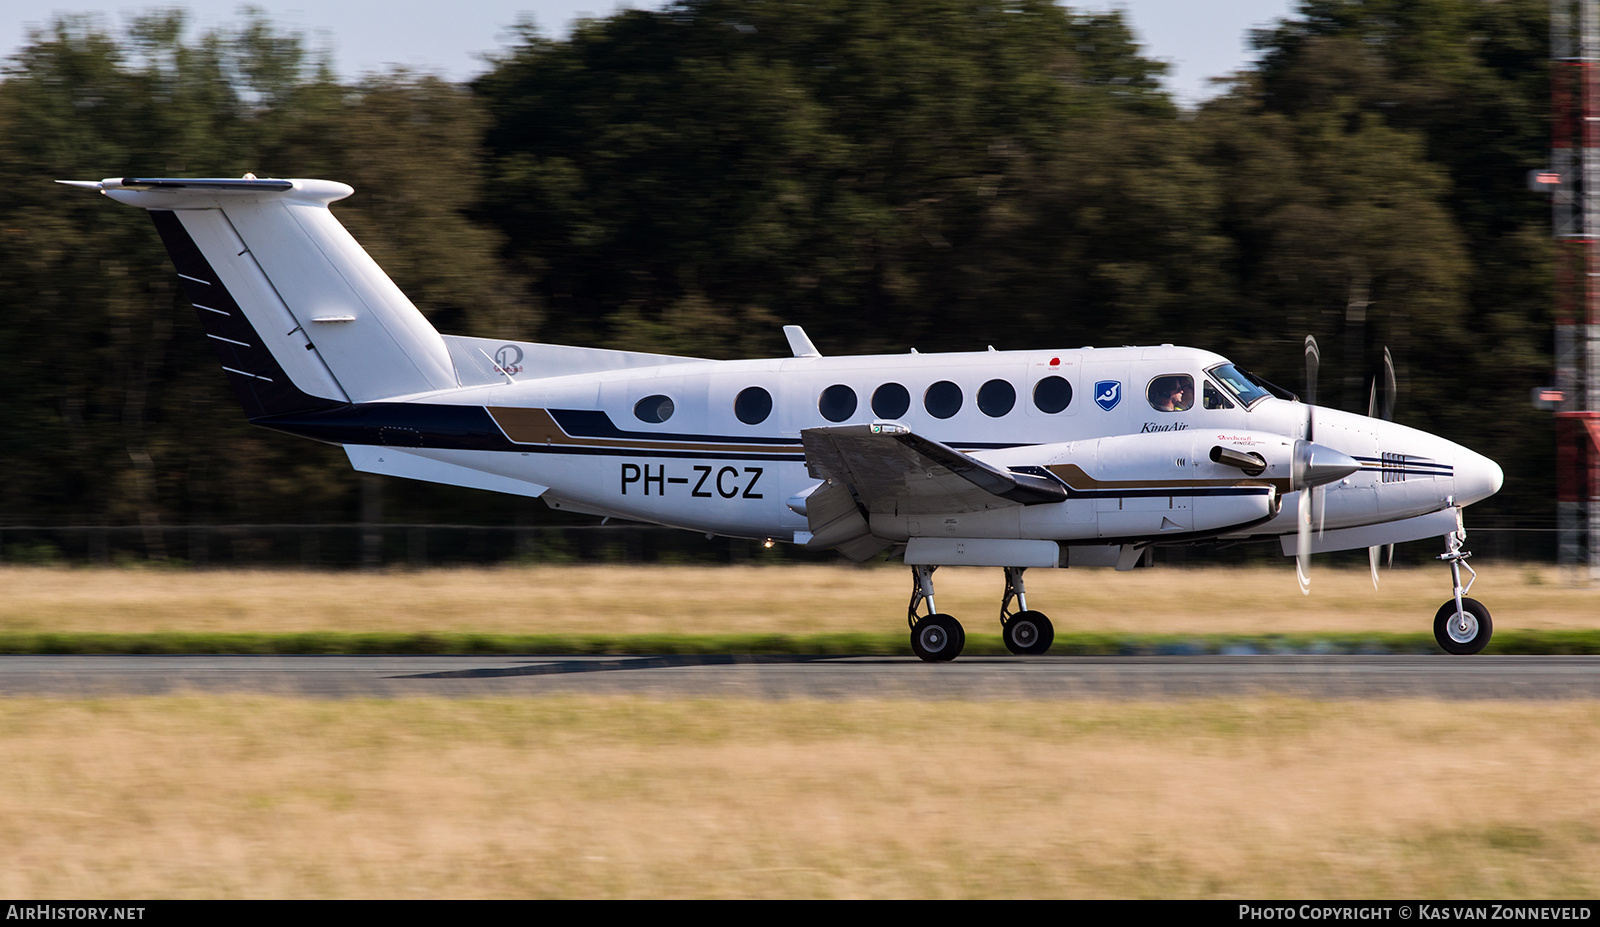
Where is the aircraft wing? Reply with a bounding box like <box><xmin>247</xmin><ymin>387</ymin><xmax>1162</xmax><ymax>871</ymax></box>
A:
<box><xmin>800</xmin><ymin>423</ymin><xmax>1065</xmax><ymax>516</ymax></box>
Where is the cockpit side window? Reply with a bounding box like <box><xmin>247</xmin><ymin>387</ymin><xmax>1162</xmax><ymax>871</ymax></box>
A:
<box><xmin>1207</xmin><ymin>364</ymin><xmax>1272</xmax><ymax>409</ymax></box>
<box><xmin>1146</xmin><ymin>374</ymin><xmax>1193</xmax><ymax>413</ymax></box>
<box><xmin>1203</xmin><ymin>382</ymin><xmax>1235</xmax><ymax>410</ymax></box>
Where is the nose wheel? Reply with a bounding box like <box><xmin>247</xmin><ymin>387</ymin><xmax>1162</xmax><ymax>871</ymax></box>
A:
<box><xmin>1433</xmin><ymin>515</ymin><xmax>1492</xmax><ymax>655</ymax></box>
<box><xmin>1434</xmin><ymin>597</ymin><xmax>1492</xmax><ymax>655</ymax></box>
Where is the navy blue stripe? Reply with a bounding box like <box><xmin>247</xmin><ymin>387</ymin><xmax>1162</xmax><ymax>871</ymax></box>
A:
<box><xmin>1354</xmin><ymin>456</ymin><xmax>1452</xmax><ymax>472</ymax></box>
<box><xmin>520</xmin><ymin>446</ymin><xmax>804</xmax><ymax>461</ymax></box>
<box><xmin>549</xmin><ymin>409</ymin><xmax>800</xmax><ymax>446</ymax></box>
<box><xmin>255</xmin><ymin>403</ymin><xmax>513</xmax><ymax>450</ymax></box>
<box><xmin>256</xmin><ymin>403</ymin><xmax>809</xmax><ymax>459</ymax></box>
<box><xmin>548</xmin><ymin>409</ymin><xmax>1031</xmax><ymax>451</ymax></box>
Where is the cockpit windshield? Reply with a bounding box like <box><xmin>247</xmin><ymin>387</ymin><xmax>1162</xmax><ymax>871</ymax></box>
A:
<box><xmin>1207</xmin><ymin>363</ymin><xmax>1273</xmax><ymax>409</ymax></box>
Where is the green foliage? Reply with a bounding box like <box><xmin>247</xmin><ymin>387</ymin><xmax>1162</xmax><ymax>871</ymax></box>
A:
<box><xmin>0</xmin><ymin>1</ymin><xmax>1567</xmax><ymax>547</ymax></box>
<box><xmin>1245</xmin><ymin>0</ymin><xmax>1554</xmax><ymax>519</ymax></box>
<box><xmin>0</xmin><ymin>11</ymin><xmax>528</xmax><ymax>531</ymax></box>
<box><xmin>474</xmin><ymin>0</ymin><xmax>1176</xmax><ymax>355</ymax></box>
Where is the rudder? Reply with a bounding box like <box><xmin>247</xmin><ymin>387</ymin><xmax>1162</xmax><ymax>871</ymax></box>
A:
<box><xmin>75</xmin><ymin>177</ymin><xmax>460</xmax><ymax>417</ymax></box>
<box><xmin>149</xmin><ymin>208</ymin><xmax>347</xmax><ymax>418</ymax></box>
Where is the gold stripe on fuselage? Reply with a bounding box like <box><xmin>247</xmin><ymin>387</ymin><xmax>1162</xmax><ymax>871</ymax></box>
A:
<box><xmin>486</xmin><ymin>407</ymin><xmax>800</xmax><ymax>456</ymax></box>
<box><xmin>1045</xmin><ymin>464</ymin><xmax>1290</xmax><ymax>495</ymax></box>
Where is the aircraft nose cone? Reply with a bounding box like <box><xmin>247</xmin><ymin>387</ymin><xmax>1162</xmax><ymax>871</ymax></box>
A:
<box><xmin>1454</xmin><ymin>448</ymin><xmax>1503</xmax><ymax>506</ymax></box>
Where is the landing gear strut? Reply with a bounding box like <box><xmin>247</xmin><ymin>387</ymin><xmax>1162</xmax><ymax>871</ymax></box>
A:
<box><xmin>1434</xmin><ymin>515</ymin><xmax>1491</xmax><ymax>655</ymax></box>
<box><xmin>908</xmin><ymin>565</ymin><xmax>964</xmax><ymax>662</ymax></box>
<box><xmin>999</xmin><ymin>567</ymin><xmax>1054</xmax><ymax>655</ymax></box>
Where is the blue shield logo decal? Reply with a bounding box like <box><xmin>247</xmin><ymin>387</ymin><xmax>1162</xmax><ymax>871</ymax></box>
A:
<box><xmin>1094</xmin><ymin>380</ymin><xmax>1122</xmax><ymax>411</ymax></box>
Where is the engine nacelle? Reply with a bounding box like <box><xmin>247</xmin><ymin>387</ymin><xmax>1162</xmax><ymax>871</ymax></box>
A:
<box><xmin>871</xmin><ymin>429</ymin><xmax>1290</xmax><ymax>542</ymax></box>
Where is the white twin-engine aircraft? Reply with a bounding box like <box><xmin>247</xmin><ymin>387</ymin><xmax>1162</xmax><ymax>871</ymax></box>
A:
<box><xmin>64</xmin><ymin>176</ymin><xmax>1505</xmax><ymax>661</ymax></box>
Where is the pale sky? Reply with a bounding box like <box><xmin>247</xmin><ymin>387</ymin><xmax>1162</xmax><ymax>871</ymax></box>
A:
<box><xmin>1</xmin><ymin>1</ymin><xmax>1300</xmax><ymax>107</ymax></box>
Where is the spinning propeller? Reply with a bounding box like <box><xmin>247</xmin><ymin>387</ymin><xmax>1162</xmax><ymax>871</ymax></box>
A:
<box><xmin>1294</xmin><ymin>336</ymin><xmax>1321</xmax><ymax>594</ymax></box>
<box><xmin>1291</xmin><ymin>338</ymin><xmax>1396</xmax><ymax>594</ymax></box>
<box><xmin>1366</xmin><ymin>347</ymin><xmax>1397</xmax><ymax>588</ymax></box>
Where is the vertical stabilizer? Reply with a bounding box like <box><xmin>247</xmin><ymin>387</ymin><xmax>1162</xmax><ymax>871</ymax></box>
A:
<box><xmin>71</xmin><ymin>177</ymin><xmax>459</xmax><ymax>415</ymax></box>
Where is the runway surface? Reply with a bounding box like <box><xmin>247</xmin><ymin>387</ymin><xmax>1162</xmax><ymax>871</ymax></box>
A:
<box><xmin>2</xmin><ymin>654</ymin><xmax>1599</xmax><ymax>698</ymax></box>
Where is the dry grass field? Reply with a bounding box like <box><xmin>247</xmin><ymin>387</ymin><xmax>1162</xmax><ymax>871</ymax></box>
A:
<box><xmin>0</xmin><ymin>562</ymin><xmax>1593</xmax><ymax>636</ymax></box>
<box><xmin>2</xmin><ymin>564</ymin><xmax>1597</xmax><ymax>898</ymax></box>
<box><xmin>1</xmin><ymin>696</ymin><xmax>1597</xmax><ymax>899</ymax></box>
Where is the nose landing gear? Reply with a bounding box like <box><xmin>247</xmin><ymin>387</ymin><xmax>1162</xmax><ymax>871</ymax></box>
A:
<box><xmin>1434</xmin><ymin>517</ymin><xmax>1491</xmax><ymax>655</ymax></box>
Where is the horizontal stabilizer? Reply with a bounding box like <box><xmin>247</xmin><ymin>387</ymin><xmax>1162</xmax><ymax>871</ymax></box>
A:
<box><xmin>346</xmin><ymin>445</ymin><xmax>549</xmax><ymax>499</ymax></box>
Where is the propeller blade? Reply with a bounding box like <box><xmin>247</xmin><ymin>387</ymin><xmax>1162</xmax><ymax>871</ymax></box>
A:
<box><xmin>1304</xmin><ymin>336</ymin><xmax>1320</xmax><ymax>442</ymax></box>
<box><xmin>1296</xmin><ymin>488</ymin><xmax>1312</xmax><ymax>596</ymax></box>
<box><xmin>1381</xmin><ymin>346</ymin><xmax>1395</xmax><ymax>421</ymax></box>
<box><xmin>1385</xmin><ymin>543</ymin><xmax>1394</xmax><ymax>569</ymax></box>
<box><xmin>1369</xmin><ymin>545</ymin><xmax>1381</xmax><ymax>588</ymax></box>
<box><xmin>1293</xmin><ymin>334</ymin><xmax>1328</xmax><ymax>596</ymax></box>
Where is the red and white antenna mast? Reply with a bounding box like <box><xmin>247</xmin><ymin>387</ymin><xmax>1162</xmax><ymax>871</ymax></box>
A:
<box><xmin>1540</xmin><ymin>0</ymin><xmax>1600</xmax><ymax>581</ymax></box>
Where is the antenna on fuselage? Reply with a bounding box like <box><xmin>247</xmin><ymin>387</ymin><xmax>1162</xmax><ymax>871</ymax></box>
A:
<box><xmin>784</xmin><ymin>325</ymin><xmax>821</xmax><ymax>358</ymax></box>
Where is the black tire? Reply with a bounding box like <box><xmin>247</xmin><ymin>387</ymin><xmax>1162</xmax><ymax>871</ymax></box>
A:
<box><xmin>910</xmin><ymin>613</ymin><xmax>965</xmax><ymax>663</ymax></box>
<box><xmin>1433</xmin><ymin>597</ymin><xmax>1492</xmax><ymax>655</ymax></box>
<box><xmin>1002</xmin><ymin>610</ymin><xmax>1055</xmax><ymax>656</ymax></box>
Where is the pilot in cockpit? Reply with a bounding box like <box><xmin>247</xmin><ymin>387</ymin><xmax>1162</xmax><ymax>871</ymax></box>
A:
<box><xmin>1148</xmin><ymin>375</ymin><xmax>1193</xmax><ymax>412</ymax></box>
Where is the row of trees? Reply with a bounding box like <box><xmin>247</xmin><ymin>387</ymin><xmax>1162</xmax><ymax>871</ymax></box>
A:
<box><xmin>0</xmin><ymin>0</ymin><xmax>1559</xmax><ymax>553</ymax></box>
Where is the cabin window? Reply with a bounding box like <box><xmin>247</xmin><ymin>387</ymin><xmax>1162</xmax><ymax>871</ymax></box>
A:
<box><xmin>634</xmin><ymin>394</ymin><xmax>675</xmax><ymax>424</ymax></box>
<box><xmin>872</xmin><ymin>382</ymin><xmax>911</xmax><ymax>419</ymax></box>
<box><xmin>1032</xmin><ymin>376</ymin><xmax>1072</xmax><ymax>413</ymax></box>
<box><xmin>819</xmin><ymin>384</ymin><xmax>857</xmax><ymax>422</ymax></box>
<box><xmin>977</xmin><ymin>379</ymin><xmax>1016</xmax><ymax>417</ymax></box>
<box><xmin>735</xmin><ymin>386</ymin><xmax>773</xmax><ymax>425</ymax></box>
<box><xmin>924</xmin><ymin>380</ymin><xmax>963</xmax><ymax>419</ymax></box>
<box><xmin>1146</xmin><ymin>375</ymin><xmax>1194</xmax><ymax>413</ymax></box>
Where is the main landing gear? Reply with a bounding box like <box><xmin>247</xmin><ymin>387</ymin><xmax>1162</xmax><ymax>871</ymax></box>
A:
<box><xmin>1000</xmin><ymin>567</ymin><xmax>1055</xmax><ymax>655</ymax></box>
<box><xmin>1434</xmin><ymin>522</ymin><xmax>1491</xmax><ymax>655</ymax></box>
<box><xmin>906</xmin><ymin>565</ymin><xmax>1056</xmax><ymax>663</ymax></box>
<box><xmin>907</xmin><ymin>565</ymin><xmax>964</xmax><ymax>662</ymax></box>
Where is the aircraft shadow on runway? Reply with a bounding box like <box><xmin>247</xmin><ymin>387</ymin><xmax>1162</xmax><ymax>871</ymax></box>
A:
<box><xmin>395</xmin><ymin>654</ymin><xmax>885</xmax><ymax>679</ymax></box>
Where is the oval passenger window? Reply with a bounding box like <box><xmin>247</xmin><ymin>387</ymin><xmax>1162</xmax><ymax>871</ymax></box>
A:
<box><xmin>924</xmin><ymin>381</ymin><xmax>962</xmax><ymax>419</ymax></box>
<box><xmin>872</xmin><ymin>382</ymin><xmax>910</xmax><ymax>419</ymax></box>
<box><xmin>1033</xmin><ymin>376</ymin><xmax>1072</xmax><ymax>414</ymax></box>
<box><xmin>977</xmin><ymin>379</ymin><xmax>1016</xmax><ymax>417</ymax></box>
<box><xmin>819</xmin><ymin>384</ymin><xmax>857</xmax><ymax>422</ymax></box>
<box><xmin>634</xmin><ymin>394</ymin><xmax>675</xmax><ymax>424</ymax></box>
<box><xmin>735</xmin><ymin>386</ymin><xmax>773</xmax><ymax>425</ymax></box>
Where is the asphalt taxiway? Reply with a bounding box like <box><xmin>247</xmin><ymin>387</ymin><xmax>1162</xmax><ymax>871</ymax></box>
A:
<box><xmin>1</xmin><ymin>654</ymin><xmax>1598</xmax><ymax>699</ymax></box>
